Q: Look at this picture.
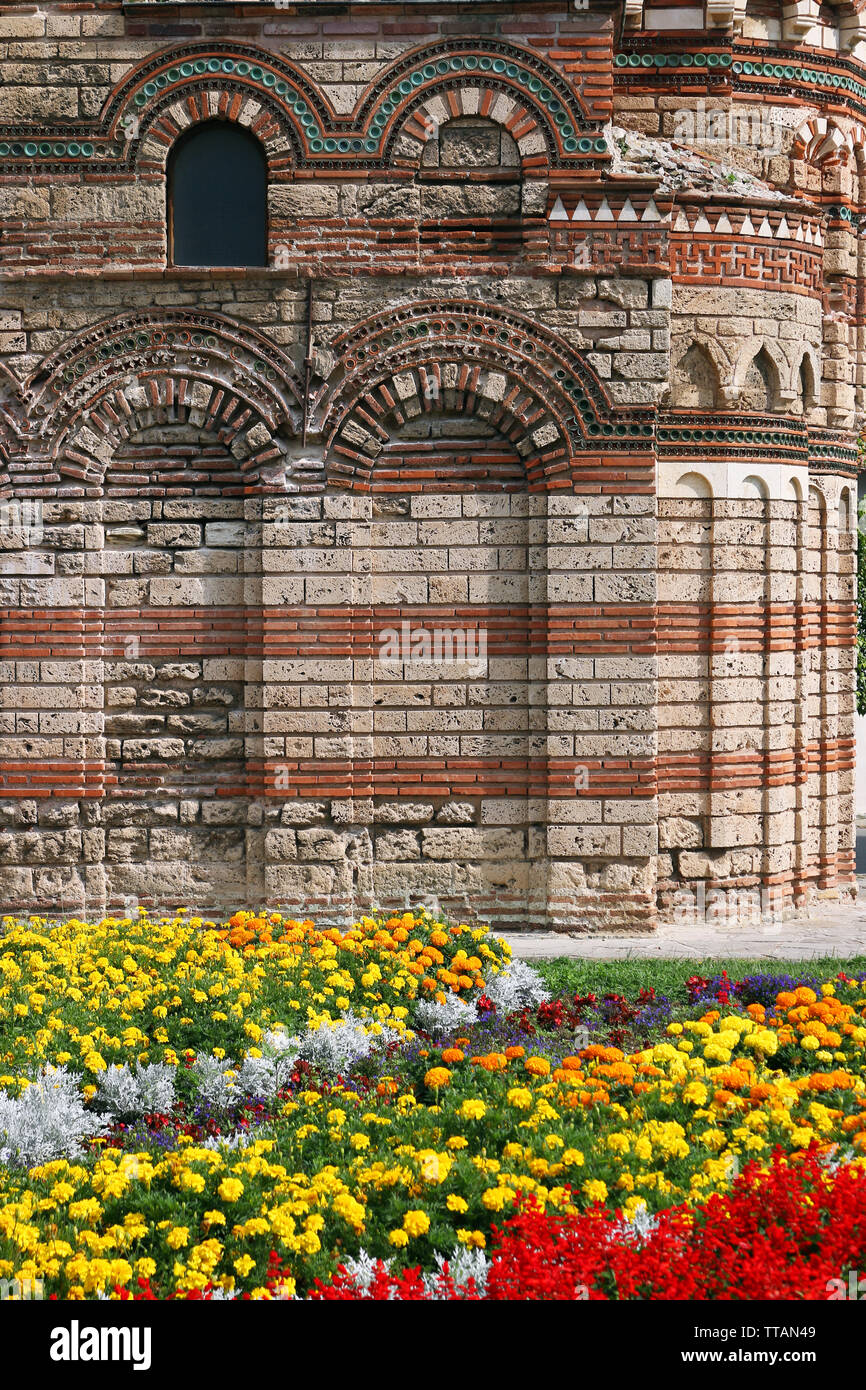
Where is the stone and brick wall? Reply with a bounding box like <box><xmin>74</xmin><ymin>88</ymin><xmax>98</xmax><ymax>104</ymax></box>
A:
<box><xmin>0</xmin><ymin>0</ymin><xmax>859</xmax><ymax>930</ymax></box>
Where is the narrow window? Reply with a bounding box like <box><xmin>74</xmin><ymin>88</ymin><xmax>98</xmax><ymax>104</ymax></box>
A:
<box><xmin>169</xmin><ymin>122</ymin><xmax>267</xmax><ymax>268</ymax></box>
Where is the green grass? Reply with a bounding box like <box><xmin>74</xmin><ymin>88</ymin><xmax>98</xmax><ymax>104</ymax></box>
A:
<box><xmin>531</xmin><ymin>955</ymin><xmax>866</xmax><ymax>999</ymax></box>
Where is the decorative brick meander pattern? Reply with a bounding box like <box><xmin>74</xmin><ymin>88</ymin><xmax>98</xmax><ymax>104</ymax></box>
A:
<box><xmin>0</xmin><ymin>1</ymin><xmax>860</xmax><ymax>930</ymax></box>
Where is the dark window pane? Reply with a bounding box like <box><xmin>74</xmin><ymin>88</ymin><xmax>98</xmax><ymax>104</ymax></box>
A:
<box><xmin>169</xmin><ymin>122</ymin><xmax>267</xmax><ymax>267</ymax></box>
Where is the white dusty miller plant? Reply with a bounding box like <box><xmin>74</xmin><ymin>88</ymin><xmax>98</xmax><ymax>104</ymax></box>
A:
<box><xmin>94</xmin><ymin>1062</ymin><xmax>176</xmax><ymax>1121</ymax></box>
<box><xmin>483</xmin><ymin>958</ymin><xmax>550</xmax><ymax>1013</ymax></box>
<box><xmin>297</xmin><ymin>1012</ymin><xmax>403</xmax><ymax>1074</ymax></box>
<box><xmin>0</xmin><ymin>1065</ymin><xmax>109</xmax><ymax>1168</ymax></box>
<box><xmin>414</xmin><ymin>992</ymin><xmax>477</xmax><ymax>1036</ymax></box>
<box><xmin>335</xmin><ymin>1245</ymin><xmax>489</xmax><ymax>1299</ymax></box>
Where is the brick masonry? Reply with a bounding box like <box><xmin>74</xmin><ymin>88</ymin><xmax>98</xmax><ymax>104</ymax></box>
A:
<box><xmin>0</xmin><ymin>0</ymin><xmax>859</xmax><ymax>930</ymax></box>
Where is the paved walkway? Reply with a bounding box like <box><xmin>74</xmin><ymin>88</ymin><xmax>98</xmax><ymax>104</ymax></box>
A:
<box><xmin>502</xmin><ymin>889</ymin><xmax>866</xmax><ymax>961</ymax></box>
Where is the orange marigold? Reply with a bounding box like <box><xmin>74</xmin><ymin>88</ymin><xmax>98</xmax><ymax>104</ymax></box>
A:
<box><xmin>424</xmin><ymin>1067</ymin><xmax>451</xmax><ymax>1089</ymax></box>
<box><xmin>525</xmin><ymin>1057</ymin><xmax>550</xmax><ymax>1077</ymax></box>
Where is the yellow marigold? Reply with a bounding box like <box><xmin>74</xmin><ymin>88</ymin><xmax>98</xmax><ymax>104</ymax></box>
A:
<box><xmin>388</xmin><ymin>1230</ymin><xmax>410</xmax><ymax>1248</ymax></box>
<box><xmin>482</xmin><ymin>1187</ymin><xmax>515</xmax><ymax>1211</ymax></box>
<box><xmin>403</xmin><ymin>1210</ymin><xmax>431</xmax><ymax>1238</ymax></box>
<box><xmin>582</xmin><ymin>1179</ymin><xmax>608</xmax><ymax>1204</ymax></box>
<box><xmin>506</xmin><ymin>1087</ymin><xmax>533</xmax><ymax>1110</ymax></box>
<box><xmin>166</xmin><ymin>1227</ymin><xmax>189</xmax><ymax>1251</ymax></box>
<box><xmin>456</xmin><ymin>1230</ymin><xmax>486</xmax><ymax>1249</ymax></box>
<box><xmin>562</xmin><ymin>1149</ymin><xmax>585</xmax><ymax>1167</ymax></box>
<box><xmin>458</xmin><ymin>1099</ymin><xmax>487</xmax><ymax>1120</ymax></box>
<box><xmin>446</xmin><ymin>1195</ymin><xmax>469</xmax><ymax>1213</ymax></box>
<box><xmin>218</xmin><ymin>1178</ymin><xmax>244</xmax><ymax>1203</ymax></box>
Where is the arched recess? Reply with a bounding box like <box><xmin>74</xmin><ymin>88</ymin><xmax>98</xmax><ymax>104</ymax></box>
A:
<box><xmin>26</xmin><ymin>308</ymin><xmax>303</xmax><ymax>490</ymax></box>
<box><xmin>673</xmin><ymin>470</ymin><xmax>713</xmax><ymax>497</ymax></box>
<box><xmin>797</xmin><ymin>349</ymin><xmax>820</xmax><ymax>413</ymax></box>
<box><xmin>100</xmin><ymin>415</ymin><xmax>266</xmax><ymax>911</ymax></box>
<box><xmin>20</xmin><ymin>311</ymin><xmax>304</xmax><ymax>913</ymax></box>
<box><xmin>313</xmin><ymin>298</ymin><xmax>640</xmax><ymax>491</ymax></box>
<box><xmin>416</xmin><ymin>113</ymin><xmax>527</xmax><ymax>258</ymax></box>
<box><xmin>734</xmin><ymin>341</ymin><xmax>786</xmax><ymax>412</ymax></box>
<box><xmin>791</xmin><ymin>115</ymin><xmax>856</xmax><ymax>197</ymax></box>
<box><xmin>671</xmin><ymin>343</ymin><xmax>723</xmax><ymax>410</ymax></box>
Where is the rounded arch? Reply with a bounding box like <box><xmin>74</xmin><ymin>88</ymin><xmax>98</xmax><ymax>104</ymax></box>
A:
<box><xmin>25</xmin><ymin>309</ymin><xmax>303</xmax><ymax>490</ymax></box>
<box><xmin>367</xmin><ymin>39</ymin><xmax>592</xmax><ymax>169</ymax></box>
<box><xmin>393</xmin><ymin>85</ymin><xmax>550</xmax><ymax>179</ymax></box>
<box><xmin>792</xmin><ymin>116</ymin><xmax>849</xmax><ymax>165</ymax></box>
<box><xmin>168</xmin><ymin>120</ymin><xmax>267</xmax><ymax>267</ymax></box>
<box><xmin>673</xmin><ymin>471</ymin><xmax>713</xmax><ymax>498</ymax></box>
<box><xmin>103</xmin><ymin>40</ymin><xmax>592</xmax><ymax>176</ymax></box>
<box><xmin>107</xmin><ymin>46</ymin><xmax>326</xmax><ymax>170</ymax></box>
<box><xmin>741</xmin><ymin>474</ymin><xmax>770</xmax><ymax>499</ymax></box>
<box><xmin>839</xmin><ymin>484</ymin><xmax>854</xmax><ymax>531</ymax></box>
<box><xmin>784</xmin><ymin>474</ymin><xmax>805</xmax><ymax>502</ymax></box>
<box><xmin>322</xmin><ymin>358</ymin><xmax>570</xmax><ymax>490</ymax></box>
<box><xmin>797</xmin><ymin>348</ymin><xmax>820</xmax><ymax>411</ymax></box>
<box><xmin>312</xmin><ymin>299</ymin><xmax>651</xmax><ymax>488</ymax></box>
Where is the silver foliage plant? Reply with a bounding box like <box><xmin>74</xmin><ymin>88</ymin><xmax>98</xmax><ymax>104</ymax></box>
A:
<box><xmin>0</xmin><ymin>1066</ymin><xmax>109</xmax><ymax>1168</ymax></box>
<box><xmin>483</xmin><ymin>957</ymin><xmax>550</xmax><ymax>1013</ymax></box>
<box><xmin>334</xmin><ymin>1245</ymin><xmax>489</xmax><ymax>1300</ymax></box>
<box><xmin>94</xmin><ymin>1062</ymin><xmax>176</xmax><ymax>1121</ymax></box>
<box><xmin>297</xmin><ymin>1011</ymin><xmax>404</xmax><ymax>1074</ymax></box>
<box><xmin>413</xmin><ymin>992</ymin><xmax>477</xmax><ymax>1037</ymax></box>
<box><xmin>188</xmin><ymin>1016</ymin><xmax>401</xmax><ymax>1109</ymax></box>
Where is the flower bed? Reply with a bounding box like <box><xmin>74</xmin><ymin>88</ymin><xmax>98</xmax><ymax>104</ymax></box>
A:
<box><xmin>1</xmin><ymin>909</ymin><xmax>865</xmax><ymax>1300</ymax></box>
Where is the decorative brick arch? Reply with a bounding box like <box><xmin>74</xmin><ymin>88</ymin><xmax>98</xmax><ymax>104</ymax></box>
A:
<box><xmin>323</xmin><ymin>359</ymin><xmax>570</xmax><ymax>489</ymax></box>
<box><xmin>367</xmin><ymin>39</ymin><xmax>594</xmax><ymax>168</ymax></box>
<box><xmin>107</xmin><ymin>47</ymin><xmax>330</xmax><ymax>171</ymax></box>
<box><xmin>0</xmin><ymin>362</ymin><xmax>23</xmax><ymax>495</ymax></box>
<box><xmin>133</xmin><ymin>87</ymin><xmax>297</xmax><ymax>176</ymax></box>
<box><xmin>26</xmin><ymin>310</ymin><xmax>303</xmax><ymax>491</ymax></box>
<box><xmin>388</xmin><ymin>85</ymin><xmax>551</xmax><ymax>177</ymax></box>
<box><xmin>0</xmin><ymin>39</ymin><xmax>600</xmax><ymax>178</ymax></box>
<box><xmin>315</xmin><ymin>298</ymin><xmax>652</xmax><ymax>487</ymax></box>
<box><xmin>792</xmin><ymin>117</ymin><xmax>848</xmax><ymax>164</ymax></box>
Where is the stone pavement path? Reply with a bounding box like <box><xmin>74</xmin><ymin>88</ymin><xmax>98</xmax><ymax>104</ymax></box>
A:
<box><xmin>501</xmin><ymin>888</ymin><xmax>866</xmax><ymax>961</ymax></box>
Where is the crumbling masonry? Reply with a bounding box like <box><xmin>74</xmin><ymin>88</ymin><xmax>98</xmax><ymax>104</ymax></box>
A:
<box><xmin>0</xmin><ymin>0</ymin><xmax>860</xmax><ymax>930</ymax></box>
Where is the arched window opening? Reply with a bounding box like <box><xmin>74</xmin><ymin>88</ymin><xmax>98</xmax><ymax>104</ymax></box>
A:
<box><xmin>169</xmin><ymin>122</ymin><xmax>267</xmax><ymax>268</ymax></box>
